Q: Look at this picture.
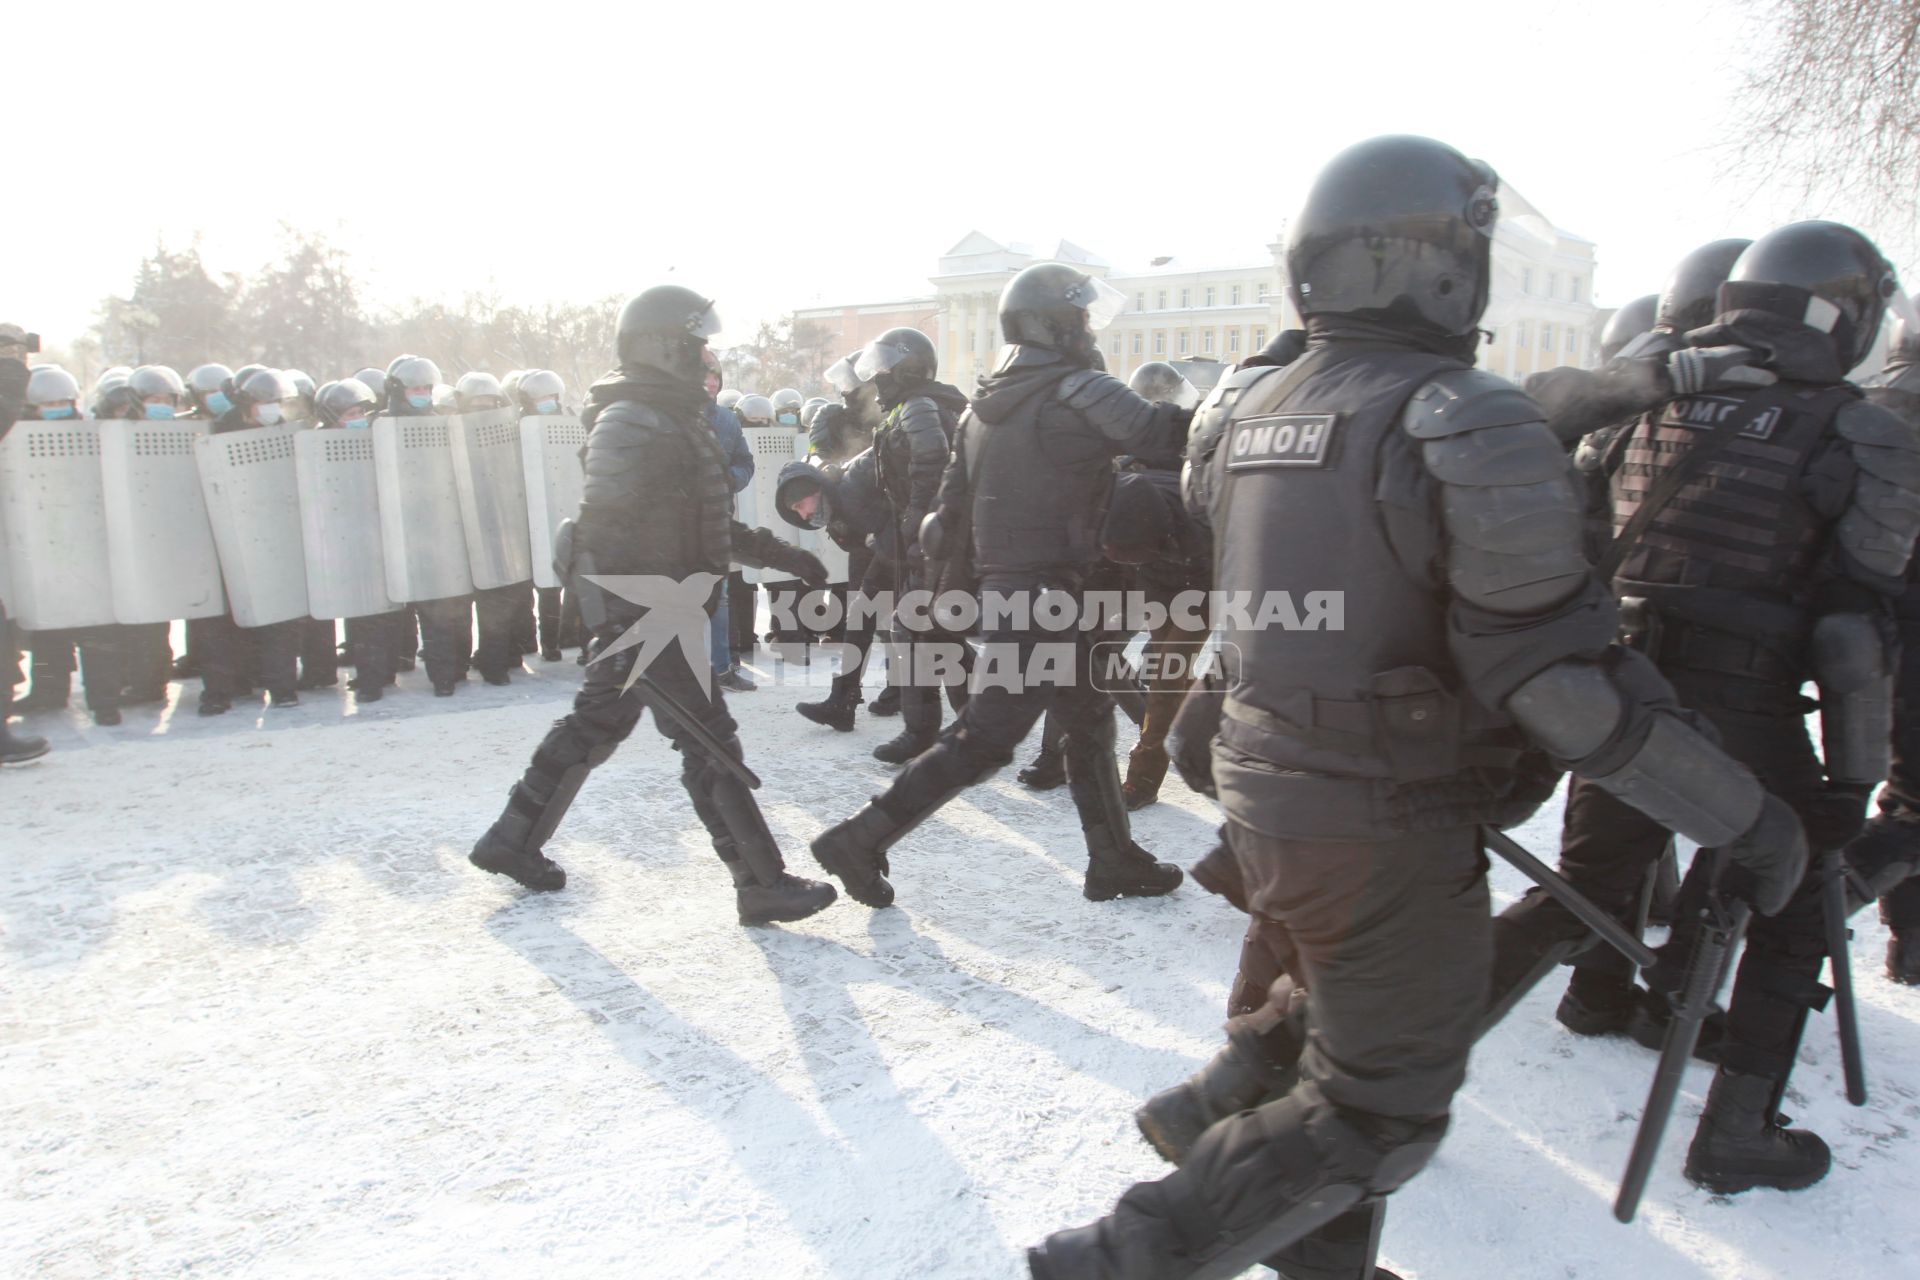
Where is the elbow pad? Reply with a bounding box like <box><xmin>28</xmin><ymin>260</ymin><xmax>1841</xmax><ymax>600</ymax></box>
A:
<box><xmin>1810</xmin><ymin>612</ymin><xmax>1893</xmax><ymax>786</ymax></box>
<box><xmin>1507</xmin><ymin>657</ymin><xmax>1764</xmax><ymax>847</ymax></box>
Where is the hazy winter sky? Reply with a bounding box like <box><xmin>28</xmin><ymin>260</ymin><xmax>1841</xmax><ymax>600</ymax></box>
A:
<box><xmin>10</xmin><ymin>0</ymin><xmax>1910</xmax><ymax>354</ymax></box>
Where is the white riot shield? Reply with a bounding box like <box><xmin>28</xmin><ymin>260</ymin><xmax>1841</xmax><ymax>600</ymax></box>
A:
<box><xmin>449</xmin><ymin>408</ymin><xmax>533</xmax><ymax>590</ymax></box>
<box><xmin>739</xmin><ymin>426</ymin><xmax>803</xmax><ymax>584</ymax></box>
<box><xmin>519</xmin><ymin>415</ymin><xmax>586</xmax><ymax>589</ymax></box>
<box><xmin>195</xmin><ymin>424</ymin><xmax>310</xmax><ymax>627</ymax></box>
<box><xmin>373</xmin><ymin>415</ymin><xmax>472</xmax><ymax>603</ymax></box>
<box><xmin>295</xmin><ymin>430</ymin><xmax>403</xmax><ymax>620</ymax></box>
<box><xmin>0</xmin><ymin>421</ymin><xmax>115</xmax><ymax>630</ymax></box>
<box><xmin>100</xmin><ymin>420</ymin><xmax>226</xmax><ymax>624</ymax></box>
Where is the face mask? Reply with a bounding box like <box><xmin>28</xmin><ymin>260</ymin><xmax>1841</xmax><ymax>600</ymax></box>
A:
<box><xmin>535</xmin><ymin>399</ymin><xmax>559</xmax><ymax>415</ymax></box>
<box><xmin>777</xmin><ymin>412</ymin><xmax>799</xmax><ymax>425</ymax></box>
<box><xmin>206</xmin><ymin>391</ymin><xmax>232</xmax><ymax>415</ymax></box>
<box><xmin>408</xmin><ymin>394</ymin><xmax>433</xmax><ymax>410</ymax></box>
<box><xmin>254</xmin><ymin>404</ymin><xmax>285</xmax><ymax>427</ymax></box>
<box><xmin>40</xmin><ymin>406</ymin><xmax>76</xmax><ymax>420</ymax></box>
<box><xmin>341</xmin><ymin>416</ymin><xmax>370</xmax><ymax>430</ymax></box>
<box><xmin>144</xmin><ymin>403</ymin><xmax>176</xmax><ymax>420</ymax></box>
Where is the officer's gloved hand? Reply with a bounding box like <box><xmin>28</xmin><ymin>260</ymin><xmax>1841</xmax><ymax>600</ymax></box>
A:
<box><xmin>1667</xmin><ymin>345</ymin><xmax>1777</xmax><ymax>395</ymax></box>
<box><xmin>1239</xmin><ymin>328</ymin><xmax>1307</xmax><ymax>370</ymax></box>
<box><xmin>774</xmin><ymin>545</ymin><xmax>830</xmax><ymax>588</ymax></box>
<box><xmin>1720</xmin><ymin>792</ymin><xmax>1811</xmax><ymax>916</ymax></box>
<box><xmin>1806</xmin><ymin>783</ymin><xmax>1875</xmax><ymax>851</ymax></box>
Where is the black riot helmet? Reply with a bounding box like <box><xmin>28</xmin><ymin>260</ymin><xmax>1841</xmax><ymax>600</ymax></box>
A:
<box><xmin>1286</xmin><ymin>134</ymin><xmax>1499</xmax><ymax>341</ymax></box>
<box><xmin>1656</xmin><ymin>239</ymin><xmax>1752</xmax><ymax>336</ymax></box>
<box><xmin>1126</xmin><ymin>361</ymin><xmax>1200</xmax><ymax>409</ymax></box>
<box><xmin>615</xmin><ymin>285</ymin><xmax>722</xmax><ymax>381</ymax></box>
<box><xmin>385</xmin><ymin>356</ymin><xmax>444</xmax><ymax>413</ymax></box>
<box><xmin>855</xmin><ymin>326</ymin><xmax>939</xmax><ymax>404</ymax></box>
<box><xmin>1719</xmin><ymin>220</ymin><xmax>1906</xmax><ymax>371</ymax></box>
<box><xmin>315</xmin><ymin>378</ymin><xmax>377</xmax><ymax>427</ymax></box>
<box><xmin>999</xmin><ymin>263</ymin><xmax>1127</xmax><ymax>361</ymax></box>
<box><xmin>1599</xmin><ymin>294</ymin><xmax>1659</xmax><ymax>362</ymax></box>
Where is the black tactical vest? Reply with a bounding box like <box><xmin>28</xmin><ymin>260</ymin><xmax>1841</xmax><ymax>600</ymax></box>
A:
<box><xmin>1210</xmin><ymin>344</ymin><xmax>1545</xmax><ymax>838</ymax></box>
<box><xmin>968</xmin><ymin>370</ymin><xmax>1120</xmax><ymax>574</ymax></box>
<box><xmin>578</xmin><ymin>401</ymin><xmax>734</xmax><ymax>578</ymax></box>
<box><xmin>1609</xmin><ymin>382</ymin><xmax>1856</xmax><ymax>605</ymax></box>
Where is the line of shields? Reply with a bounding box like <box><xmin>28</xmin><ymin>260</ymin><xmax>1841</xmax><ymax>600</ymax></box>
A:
<box><xmin>0</xmin><ymin>412</ymin><xmax>591</xmax><ymax>640</ymax></box>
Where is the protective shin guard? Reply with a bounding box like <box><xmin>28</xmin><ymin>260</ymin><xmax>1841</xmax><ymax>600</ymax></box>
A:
<box><xmin>812</xmin><ymin>736</ymin><xmax>1001</xmax><ymax>906</ymax></box>
<box><xmin>702</xmin><ymin>765</ymin><xmax>836</xmax><ymax>924</ymax></box>
<box><xmin>1068</xmin><ymin>711</ymin><xmax>1181</xmax><ymax>900</ymax></box>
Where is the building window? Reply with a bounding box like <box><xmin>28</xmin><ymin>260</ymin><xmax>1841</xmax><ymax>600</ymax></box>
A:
<box><xmin>1153</xmin><ymin>331</ymin><xmax>1165</xmax><ymax>354</ymax></box>
<box><xmin>1230</xmin><ymin>284</ymin><xmax>1242</xmax><ymax>305</ymax></box>
<box><xmin>1227</xmin><ymin>328</ymin><xmax>1241</xmax><ymax>354</ymax></box>
<box><xmin>1132</xmin><ymin>332</ymin><xmax>1144</xmax><ymax>355</ymax></box>
<box><xmin>1548</xmin><ymin>272</ymin><xmax>1559</xmax><ymax>299</ymax></box>
<box><xmin>1205</xmin><ymin>286</ymin><xmax>1216</xmax><ymax>307</ymax></box>
<box><xmin>1256</xmin><ymin>282</ymin><xmax>1269</xmax><ymax>301</ymax></box>
<box><xmin>1252</xmin><ymin>326</ymin><xmax>1267</xmax><ymax>350</ymax></box>
<box><xmin>1516</xmin><ymin>320</ymin><xmax>1530</xmax><ymax>348</ymax></box>
<box><xmin>1177</xmin><ymin>331</ymin><xmax>1190</xmax><ymax>355</ymax></box>
<box><xmin>1541</xmin><ymin>322</ymin><xmax>1554</xmax><ymax>351</ymax></box>
<box><xmin>1156</xmin><ymin>290</ymin><xmax>1168</xmax><ymax>310</ymax></box>
<box><xmin>1566</xmin><ymin>329</ymin><xmax>1580</xmax><ymax>355</ymax></box>
<box><xmin>1522</xmin><ymin>268</ymin><xmax>1534</xmax><ymax>295</ymax></box>
<box><xmin>1111</xmin><ymin>335</ymin><xmax>1122</xmax><ymax>355</ymax></box>
<box><xmin>1135</xmin><ymin>292</ymin><xmax>1145</xmax><ymax>313</ymax></box>
<box><xmin>1179</xmin><ymin>287</ymin><xmax>1191</xmax><ymax>308</ymax></box>
<box><xmin>1570</xmin><ymin>276</ymin><xmax>1583</xmax><ymax>303</ymax></box>
<box><xmin>1201</xmin><ymin>329</ymin><xmax>1215</xmax><ymax>354</ymax></box>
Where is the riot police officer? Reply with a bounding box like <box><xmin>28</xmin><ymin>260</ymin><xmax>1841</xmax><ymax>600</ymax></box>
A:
<box><xmin>515</xmin><ymin>369</ymin><xmax>582</xmax><ymax>662</ymax></box>
<box><xmin>314</xmin><ymin>378</ymin><xmax>396</xmax><ymax>703</ymax></box>
<box><xmin>455</xmin><ymin>370</ymin><xmax>531</xmax><ymax>685</ymax></box>
<box><xmin>468</xmin><ymin>285</ymin><xmax>838</xmax><ymax>927</ymax></box>
<box><xmin>353</xmin><ymin>367</ymin><xmax>388</xmax><ymax>414</ymax></box>
<box><xmin>1025</xmin><ymin>135</ymin><xmax>1811</xmax><ymax>1280</ymax></box>
<box><xmin>1850</xmin><ymin>311</ymin><xmax>1920</xmax><ymax>983</ymax></box>
<box><xmin>1600</xmin><ymin>293</ymin><xmax>1659</xmax><ymax>362</ymax></box>
<box><xmin>0</xmin><ymin>328</ymin><xmax>50</xmax><ymax>763</ymax></box>
<box><xmin>381</xmin><ymin>354</ymin><xmax>473</xmax><ymax>696</ymax></box>
<box><xmin>810</xmin><ymin>262</ymin><xmax>1188</xmax><ymax>907</ymax></box>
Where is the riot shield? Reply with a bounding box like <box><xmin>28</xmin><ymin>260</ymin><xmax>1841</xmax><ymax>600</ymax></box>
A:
<box><xmin>449</xmin><ymin>407</ymin><xmax>533</xmax><ymax>590</ymax></box>
<box><xmin>0</xmin><ymin>421</ymin><xmax>116</xmax><ymax>630</ymax></box>
<box><xmin>100</xmin><ymin>420</ymin><xmax>226</xmax><ymax>624</ymax></box>
<box><xmin>295</xmin><ymin>429</ymin><xmax>403</xmax><ymax>620</ymax></box>
<box><xmin>519</xmin><ymin>414</ymin><xmax>586</xmax><ymax>590</ymax></box>
<box><xmin>738</xmin><ymin>425</ymin><xmax>803</xmax><ymax>584</ymax></box>
<box><xmin>195</xmin><ymin>424</ymin><xmax>310</xmax><ymax>627</ymax></box>
<box><xmin>373</xmin><ymin>415</ymin><xmax>473</xmax><ymax>603</ymax></box>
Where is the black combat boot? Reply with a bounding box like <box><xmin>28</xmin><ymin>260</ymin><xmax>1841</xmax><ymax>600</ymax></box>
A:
<box><xmin>797</xmin><ymin>674</ymin><xmax>861</xmax><ymax>732</ymax></box>
<box><xmin>867</xmin><ymin>683</ymin><xmax>900</xmax><ymax>717</ymax></box>
<box><xmin>1555</xmin><ymin>966</ymin><xmax>1640</xmax><ymax>1037</ymax></box>
<box><xmin>469</xmin><ymin>795</ymin><xmax>567</xmax><ymax>892</ymax></box>
<box><xmin>1685</xmin><ymin>1068</ymin><xmax>1831</xmax><ymax>1193</ymax></box>
<box><xmin>873</xmin><ymin>685</ymin><xmax>939</xmax><ymax>764</ymax></box>
<box><xmin>811</xmin><ymin>803</ymin><xmax>900</xmax><ymax>908</ymax></box>
<box><xmin>723</xmin><ymin>851</ymin><xmax>838</xmax><ymax>926</ymax></box>
<box><xmin>0</xmin><ymin>690</ymin><xmax>50</xmax><ymax>764</ymax></box>
<box><xmin>1189</xmin><ymin>833</ymin><xmax>1249</xmax><ymax>912</ymax></box>
<box><xmin>1889</xmin><ymin>930</ymin><xmax>1920</xmax><ymax>985</ymax></box>
<box><xmin>1626</xmin><ymin>986</ymin><xmax>1727</xmax><ymax>1062</ymax></box>
<box><xmin>1016</xmin><ymin>744</ymin><xmax>1066</xmax><ymax>790</ymax></box>
<box><xmin>17</xmin><ymin>674</ymin><xmax>70</xmax><ymax>714</ymax></box>
<box><xmin>1136</xmin><ymin>1013</ymin><xmax>1303</xmax><ymax>1165</ymax></box>
<box><xmin>1084</xmin><ymin>825</ymin><xmax>1183</xmax><ymax>901</ymax></box>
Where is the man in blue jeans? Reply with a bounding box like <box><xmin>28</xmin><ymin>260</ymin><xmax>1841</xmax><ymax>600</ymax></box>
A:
<box><xmin>704</xmin><ymin>350</ymin><xmax>755</xmax><ymax>692</ymax></box>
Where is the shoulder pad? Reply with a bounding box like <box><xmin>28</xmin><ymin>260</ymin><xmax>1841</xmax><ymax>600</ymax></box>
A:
<box><xmin>1421</xmin><ymin>418</ymin><xmax>1570</xmax><ymax>486</ymax></box>
<box><xmin>1057</xmin><ymin>369</ymin><xmax>1121</xmax><ymax>409</ymax></box>
<box><xmin>1835</xmin><ymin>397</ymin><xmax>1920</xmax><ymax>452</ymax></box>
<box><xmin>1401</xmin><ymin>368</ymin><xmax>1544</xmax><ymax>440</ymax></box>
<box><xmin>1185</xmin><ymin>366</ymin><xmax>1283</xmax><ymax>468</ymax></box>
<box><xmin>899</xmin><ymin>394</ymin><xmax>945</xmax><ymax>431</ymax></box>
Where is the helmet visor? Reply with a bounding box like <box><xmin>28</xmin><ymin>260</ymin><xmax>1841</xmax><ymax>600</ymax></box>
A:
<box><xmin>1885</xmin><ymin>284</ymin><xmax>1920</xmax><ymax>342</ymax></box>
<box><xmin>1068</xmin><ymin>275</ymin><xmax>1129</xmax><ymax>332</ymax></box>
<box><xmin>853</xmin><ymin>339</ymin><xmax>910</xmax><ymax>382</ymax></box>
<box><xmin>689</xmin><ymin>300</ymin><xmax>724</xmax><ymax>340</ymax></box>
<box><xmin>824</xmin><ymin>355</ymin><xmax>867</xmax><ymax>395</ymax></box>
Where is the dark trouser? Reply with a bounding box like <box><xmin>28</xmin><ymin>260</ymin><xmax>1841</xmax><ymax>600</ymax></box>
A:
<box><xmin>416</xmin><ymin>596</ymin><xmax>473</xmax><ymax>687</ymax></box>
<box><xmin>826</xmin><ymin>555</ymin><xmax>898</xmax><ymax>700</ymax></box>
<box><xmin>299</xmin><ymin>619</ymin><xmax>338</xmax><ymax>686</ymax></box>
<box><xmin>1128</xmin><ymin>605</ymin><xmax>1210</xmax><ymax>791</ymax></box>
<box><xmin>884</xmin><ymin>560</ymin><xmax>973</xmax><ymax>739</ymax></box>
<box><xmin>1864</xmin><ymin>611</ymin><xmax>1920</xmax><ymax>934</ymax></box>
<box><xmin>1553</xmin><ymin>670</ymin><xmax>1830</xmax><ymax>1083</ymax></box>
<box><xmin>872</xmin><ymin>571</ymin><xmax>1131</xmax><ymax>857</ymax></box>
<box><xmin>193</xmin><ymin>614</ymin><xmax>300</xmax><ymax>701</ymax></box>
<box><xmin>1063</xmin><ymin>823</ymin><xmax>1486</xmax><ymax>1278</ymax></box>
<box><xmin>535</xmin><ymin>586</ymin><xmax>577</xmax><ymax>654</ymax></box>
<box><xmin>473</xmin><ymin>583</ymin><xmax>530</xmax><ymax>680</ymax></box>
<box><xmin>29</xmin><ymin>628</ymin><xmax>123</xmax><ymax>712</ymax></box>
<box><xmin>727</xmin><ymin>571</ymin><xmax>755</xmax><ymax>661</ymax></box>
<box><xmin>504</xmin><ymin>616</ymin><xmax>785</xmax><ymax>881</ymax></box>
<box><xmin>122</xmin><ymin>623</ymin><xmax>173</xmax><ymax>699</ymax></box>
<box><xmin>346</xmin><ymin>613</ymin><xmax>398</xmax><ymax>688</ymax></box>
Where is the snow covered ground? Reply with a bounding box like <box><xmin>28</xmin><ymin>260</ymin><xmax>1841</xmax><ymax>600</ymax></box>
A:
<box><xmin>4</xmin><ymin>648</ymin><xmax>1919</xmax><ymax>1279</ymax></box>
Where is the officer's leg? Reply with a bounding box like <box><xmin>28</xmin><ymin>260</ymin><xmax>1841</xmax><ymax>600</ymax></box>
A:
<box><xmin>21</xmin><ymin>630</ymin><xmax>75</xmax><ymax>711</ymax></box>
<box><xmin>469</xmin><ymin>627</ymin><xmax>649</xmax><ymax>890</ymax></box>
<box><xmin>513</xmin><ymin>582</ymin><xmax>538</xmax><ymax>656</ymax></box>
<box><xmin>253</xmin><ymin>620</ymin><xmax>300</xmax><ymax>703</ymax></box>
<box><xmin>1032</xmin><ymin>825</ymin><xmax>1486</xmax><ymax>1280</ymax></box>
<box><xmin>473</xmin><ymin>584</ymin><xmax>520</xmax><ymax>684</ymax></box>
<box><xmin>1018</xmin><ymin>706</ymin><xmax>1070</xmax><ymax>789</ymax></box>
<box><xmin>707</xmin><ymin>579</ymin><xmax>732</xmax><ymax>677</ymax></box>
<box><xmin>1058</xmin><ymin>641</ymin><xmax>1181</xmax><ymax>900</ymax></box>
<box><xmin>1882</xmin><ymin>875</ymin><xmax>1920</xmax><ymax>983</ymax></box>
<box><xmin>76</xmin><ymin>627</ymin><xmax>124</xmax><ymax>725</ymax></box>
<box><xmin>536</xmin><ymin>586</ymin><xmax>565</xmax><ymax>659</ymax></box>
<box><xmin>640</xmin><ymin>647</ymin><xmax>836</xmax><ymax>925</ymax></box>
<box><xmin>346</xmin><ymin>614</ymin><xmax>394</xmax><ymax>701</ymax></box>
<box><xmin>418</xmin><ymin>596</ymin><xmax>472</xmax><ymax>693</ymax></box>
<box><xmin>812</xmin><ymin>573</ymin><xmax>1049</xmax><ymax>907</ymax></box>
<box><xmin>801</xmin><ymin>554</ymin><xmax>889</xmax><ymax>728</ymax></box>
<box><xmin>1125</xmin><ymin>611</ymin><xmax>1206</xmax><ymax>808</ymax></box>
<box><xmin>298</xmin><ymin>619</ymin><xmax>338</xmax><ymax>689</ymax></box>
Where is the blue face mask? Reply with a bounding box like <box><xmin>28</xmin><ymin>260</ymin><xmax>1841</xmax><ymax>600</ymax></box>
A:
<box><xmin>777</xmin><ymin>412</ymin><xmax>799</xmax><ymax>425</ymax></box>
<box><xmin>40</xmin><ymin>406</ymin><xmax>76</xmax><ymax>420</ymax></box>
<box><xmin>206</xmin><ymin>391</ymin><xmax>232</xmax><ymax>415</ymax></box>
<box><xmin>341</xmin><ymin>416</ymin><xmax>371</xmax><ymax>430</ymax></box>
<box><xmin>408</xmin><ymin>394</ymin><xmax>433</xmax><ymax>410</ymax></box>
<box><xmin>144</xmin><ymin>403</ymin><xmax>176</xmax><ymax>420</ymax></box>
<box><xmin>535</xmin><ymin>399</ymin><xmax>559</xmax><ymax>415</ymax></box>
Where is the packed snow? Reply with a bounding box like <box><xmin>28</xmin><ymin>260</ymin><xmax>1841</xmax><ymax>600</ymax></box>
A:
<box><xmin>4</xmin><ymin>645</ymin><xmax>1918</xmax><ymax>1279</ymax></box>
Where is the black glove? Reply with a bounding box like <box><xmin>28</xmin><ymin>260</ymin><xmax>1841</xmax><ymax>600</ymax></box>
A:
<box><xmin>1720</xmin><ymin>792</ymin><xmax>1811</xmax><ymax>916</ymax></box>
<box><xmin>772</xmin><ymin>543</ymin><xmax>830</xmax><ymax>587</ymax></box>
<box><xmin>1240</xmin><ymin>328</ymin><xmax>1307</xmax><ymax>370</ymax></box>
<box><xmin>1168</xmin><ymin>681</ymin><xmax>1225</xmax><ymax>798</ymax></box>
<box><xmin>1805</xmin><ymin>783</ymin><xmax>1873</xmax><ymax>851</ymax></box>
<box><xmin>1667</xmin><ymin>344</ymin><xmax>1776</xmax><ymax>395</ymax></box>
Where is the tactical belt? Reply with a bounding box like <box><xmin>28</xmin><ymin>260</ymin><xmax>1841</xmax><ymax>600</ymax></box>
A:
<box><xmin>1223</xmin><ymin>692</ymin><xmax>1521</xmax><ymax>771</ymax></box>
